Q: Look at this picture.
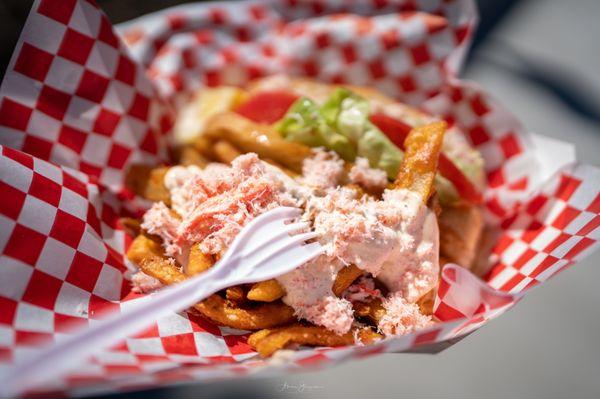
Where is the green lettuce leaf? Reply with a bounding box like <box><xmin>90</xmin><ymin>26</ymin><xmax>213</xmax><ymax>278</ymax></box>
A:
<box><xmin>277</xmin><ymin>97</ymin><xmax>356</xmax><ymax>161</ymax></box>
<box><xmin>332</xmin><ymin>88</ymin><xmax>403</xmax><ymax>179</ymax></box>
<box><xmin>278</xmin><ymin>88</ymin><xmax>404</xmax><ymax>179</ymax></box>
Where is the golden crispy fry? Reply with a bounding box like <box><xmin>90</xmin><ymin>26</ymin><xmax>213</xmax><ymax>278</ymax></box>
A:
<box><xmin>248</xmin><ymin>264</ymin><xmax>363</xmax><ymax>303</ymax></box>
<box><xmin>438</xmin><ymin>202</ymin><xmax>483</xmax><ymax>269</ymax></box>
<box><xmin>139</xmin><ymin>256</ymin><xmax>186</xmax><ymax>285</ymax></box>
<box><xmin>125</xmin><ymin>165</ymin><xmax>171</xmax><ymax>204</ymax></box>
<box><xmin>249</xmin><ymin>324</ymin><xmax>383</xmax><ymax>357</ymax></box>
<box><xmin>177</xmin><ymin>145</ymin><xmax>209</xmax><ymax>167</ymax></box>
<box><xmin>193</xmin><ymin>135</ymin><xmax>215</xmax><ymax>159</ymax></box>
<box><xmin>332</xmin><ymin>264</ymin><xmax>363</xmax><ymax>297</ymax></box>
<box><xmin>185</xmin><ymin>244</ymin><xmax>214</xmax><ymax>276</ymax></box>
<box><xmin>119</xmin><ymin>217</ymin><xmax>141</xmax><ymax>237</ymax></box>
<box><xmin>417</xmin><ymin>289</ymin><xmax>435</xmax><ymax>316</ymax></box>
<box><xmin>204</xmin><ymin>112</ymin><xmax>312</xmax><ymax>172</ymax></box>
<box><xmin>355</xmin><ymin>327</ymin><xmax>384</xmax><ymax>345</ymax></box>
<box><xmin>416</xmin><ymin>254</ymin><xmax>451</xmax><ymax>315</ymax></box>
<box><xmin>247</xmin><ymin>328</ymin><xmax>272</xmax><ymax>348</ymax></box>
<box><xmin>353</xmin><ymin>298</ymin><xmax>386</xmax><ymax>324</ymax></box>
<box><xmin>225</xmin><ymin>286</ymin><xmax>246</xmax><ymax>304</ymax></box>
<box><xmin>135</xmin><ymin>252</ymin><xmax>296</xmax><ymax>330</ymax></box>
<box><xmin>126</xmin><ymin>234</ymin><xmax>164</xmax><ymax>264</ymax></box>
<box><xmin>213</xmin><ymin>140</ymin><xmax>242</xmax><ymax>163</ymax></box>
<box><xmin>194</xmin><ymin>294</ymin><xmax>295</xmax><ymax>330</ymax></box>
<box><xmin>247</xmin><ymin>279</ymin><xmax>286</xmax><ymax>302</ymax></box>
<box><xmin>394</xmin><ymin>121</ymin><xmax>446</xmax><ymax>204</ymax></box>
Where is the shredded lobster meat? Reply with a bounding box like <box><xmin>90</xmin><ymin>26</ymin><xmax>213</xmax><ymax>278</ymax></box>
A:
<box><xmin>348</xmin><ymin>157</ymin><xmax>388</xmax><ymax>192</ymax></box>
<box><xmin>378</xmin><ymin>292</ymin><xmax>433</xmax><ymax>335</ymax></box>
<box><xmin>343</xmin><ymin>275</ymin><xmax>382</xmax><ymax>303</ymax></box>
<box><xmin>137</xmin><ymin>149</ymin><xmax>437</xmax><ymax>335</ymax></box>
<box><xmin>141</xmin><ymin>202</ymin><xmax>181</xmax><ymax>256</ymax></box>
<box><xmin>301</xmin><ymin>149</ymin><xmax>345</xmax><ymax>190</ymax></box>
<box><xmin>131</xmin><ymin>271</ymin><xmax>163</xmax><ymax>294</ymax></box>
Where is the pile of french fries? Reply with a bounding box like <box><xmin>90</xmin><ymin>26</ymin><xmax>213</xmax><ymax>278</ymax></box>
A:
<box><xmin>123</xmin><ymin>82</ymin><xmax>485</xmax><ymax>357</ymax></box>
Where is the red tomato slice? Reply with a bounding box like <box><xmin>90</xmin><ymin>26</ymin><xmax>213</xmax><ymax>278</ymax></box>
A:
<box><xmin>438</xmin><ymin>153</ymin><xmax>483</xmax><ymax>204</ymax></box>
<box><xmin>234</xmin><ymin>90</ymin><xmax>299</xmax><ymax>124</ymax></box>
<box><xmin>369</xmin><ymin>112</ymin><xmax>412</xmax><ymax>149</ymax></box>
<box><xmin>371</xmin><ymin>112</ymin><xmax>483</xmax><ymax>204</ymax></box>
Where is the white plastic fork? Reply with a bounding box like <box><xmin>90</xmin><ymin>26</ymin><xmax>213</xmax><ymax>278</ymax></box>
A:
<box><xmin>2</xmin><ymin>207</ymin><xmax>323</xmax><ymax>397</ymax></box>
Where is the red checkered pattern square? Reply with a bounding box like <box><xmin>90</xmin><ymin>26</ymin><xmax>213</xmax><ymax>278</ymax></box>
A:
<box><xmin>58</xmin><ymin>28</ymin><xmax>95</xmax><ymax>65</ymax></box>
<box><xmin>38</xmin><ymin>0</ymin><xmax>77</xmax><ymax>25</ymax></box>
<box><xmin>13</xmin><ymin>43</ymin><xmax>55</xmax><ymax>82</ymax></box>
<box><xmin>0</xmin><ymin>98</ymin><xmax>33</xmax><ymax>131</ymax></box>
<box><xmin>0</xmin><ymin>0</ymin><xmax>598</xmax><ymax>397</ymax></box>
<box><xmin>0</xmin><ymin>0</ymin><xmax>168</xmax><ymax>194</ymax></box>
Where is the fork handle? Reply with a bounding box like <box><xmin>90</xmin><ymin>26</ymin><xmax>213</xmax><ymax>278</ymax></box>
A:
<box><xmin>4</xmin><ymin>263</ymin><xmax>230</xmax><ymax>396</ymax></box>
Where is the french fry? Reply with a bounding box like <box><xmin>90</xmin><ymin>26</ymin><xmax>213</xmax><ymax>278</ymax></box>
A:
<box><xmin>139</xmin><ymin>256</ymin><xmax>186</xmax><ymax>285</ymax></box>
<box><xmin>193</xmin><ymin>135</ymin><xmax>215</xmax><ymax>159</ymax></box>
<box><xmin>136</xmin><ymin>253</ymin><xmax>295</xmax><ymax>330</ymax></box>
<box><xmin>332</xmin><ymin>264</ymin><xmax>363</xmax><ymax>297</ymax></box>
<box><xmin>126</xmin><ymin>234</ymin><xmax>164</xmax><ymax>265</ymax></box>
<box><xmin>119</xmin><ymin>217</ymin><xmax>141</xmax><ymax>237</ymax></box>
<box><xmin>177</xmin><ymin>145</ymin><xmax>209</xmax><ymax>167</ymax></box>
<box><xmin>204</xmin><ymin>112</ymin><xmax>312</xmax><ymax>172</ymax></box>
<box><xmin>213</xmin><ymin>140</ymin><xmax>242</xmax><ymax>163</ymax></box>
<box><xmin>247</xmin><ymin>279</ymin><xmax>286</xmax><ymax>302</ymax></box>
<box><xmin>125</xmin><ymin>165</ymin><xmax>171</xmax><ymax>204</ymax></box>
<box><xmin>195</xmin><ymin>294</ymin><xmax>295</xmax><ymax>330</ymax></box>
<box><xmin>225</xmin><ymin>286</ymin><xmax>247</xmax><ymax>304</ymax></box>
<box><xmin>416</xmin><ymin>290</ymin><xmax>435</xmax><ymax>316</ymax></box>
<box><xmin>186</xmin><ymin>244</ymin><xmax>214</xmax><ymax>276</ymax></box>
<box><xmin>393</xmin><ymin>121</ymin><xmax>446</xmax><ymax>204</ymax></box>
<box><xmin>355</xmin><ymin>327</ymin><xmax>384</xmax><ymax>345</ymax></box>
<box><xmin>353</xmin><ymin>298</ymin><xmax>386</xmax><ymax>324</ymax></box>
<box><xmin>247</xmin><ymin>328</ymin><xmax>272</xmax><ymax>348</ymax></box>
<box><xmin>249</xmin><ymin>324</ymin><xmax>382</xmax><ymax>357</ymax></box>
<box><xmin>416</xmin><ymin>256</ymin><xmax>449</xmax><ymax>315</ymax></box>
<box><xmin>248</xmin><ymin>264</ymin><xmax>364</xmax><ymax>303</ymax></box>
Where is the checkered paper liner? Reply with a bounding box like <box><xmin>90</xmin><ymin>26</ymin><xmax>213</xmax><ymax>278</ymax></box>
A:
<box><xmin>0</xmin><ymin>0</ymin><xmax>598</xmax><ymax>397</ymax></box>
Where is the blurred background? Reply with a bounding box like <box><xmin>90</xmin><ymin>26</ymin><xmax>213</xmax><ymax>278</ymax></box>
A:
<box><xmin>1</xmin><ymin>0</ymin><xmax>599</xmax><ymax>398</ymax></box>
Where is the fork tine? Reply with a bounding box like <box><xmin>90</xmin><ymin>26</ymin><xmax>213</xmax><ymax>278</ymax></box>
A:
<box><xmin>227</xmin><ymin>207</ymin><xmax>302</xmax><ymax>254</ymax></box>
<box><xmin>247</xmin><ymin>242</ymin><xmax>325</xmax><ymax>281</ymax></box>
<box><xmin>275</xmin><ymin>221</ymin><xmax>311</xmax><ymax>236</ymax></box>
<box><xmin>241</xmin><ymin>230</ymin><xmax>320</xmax><ymax>264</ymax></box>
<box><xmin>288</xmin><ymin>242</ymin><xmax>325</xmax><ymax>264</ymax></box>
<box><xmin>287</xmin><ymin>231</ymin><xmax>320</xmax><ymax>244</ymax></box>
<box><xmin>265</xmin><ymin>206</ymin><xmax>302</xmax><ymax>220</ymax></box>
<box><xmin>242</xmin><ymin>207</ymin><xmax>301</xmax><ymax>235</ymax></box>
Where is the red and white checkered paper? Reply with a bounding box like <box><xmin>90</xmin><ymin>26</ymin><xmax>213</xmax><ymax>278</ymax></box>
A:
<box><xmin>0</xmin><ymin>0</ymin><xmax>598</xmax><ymax>397</ymax></box>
